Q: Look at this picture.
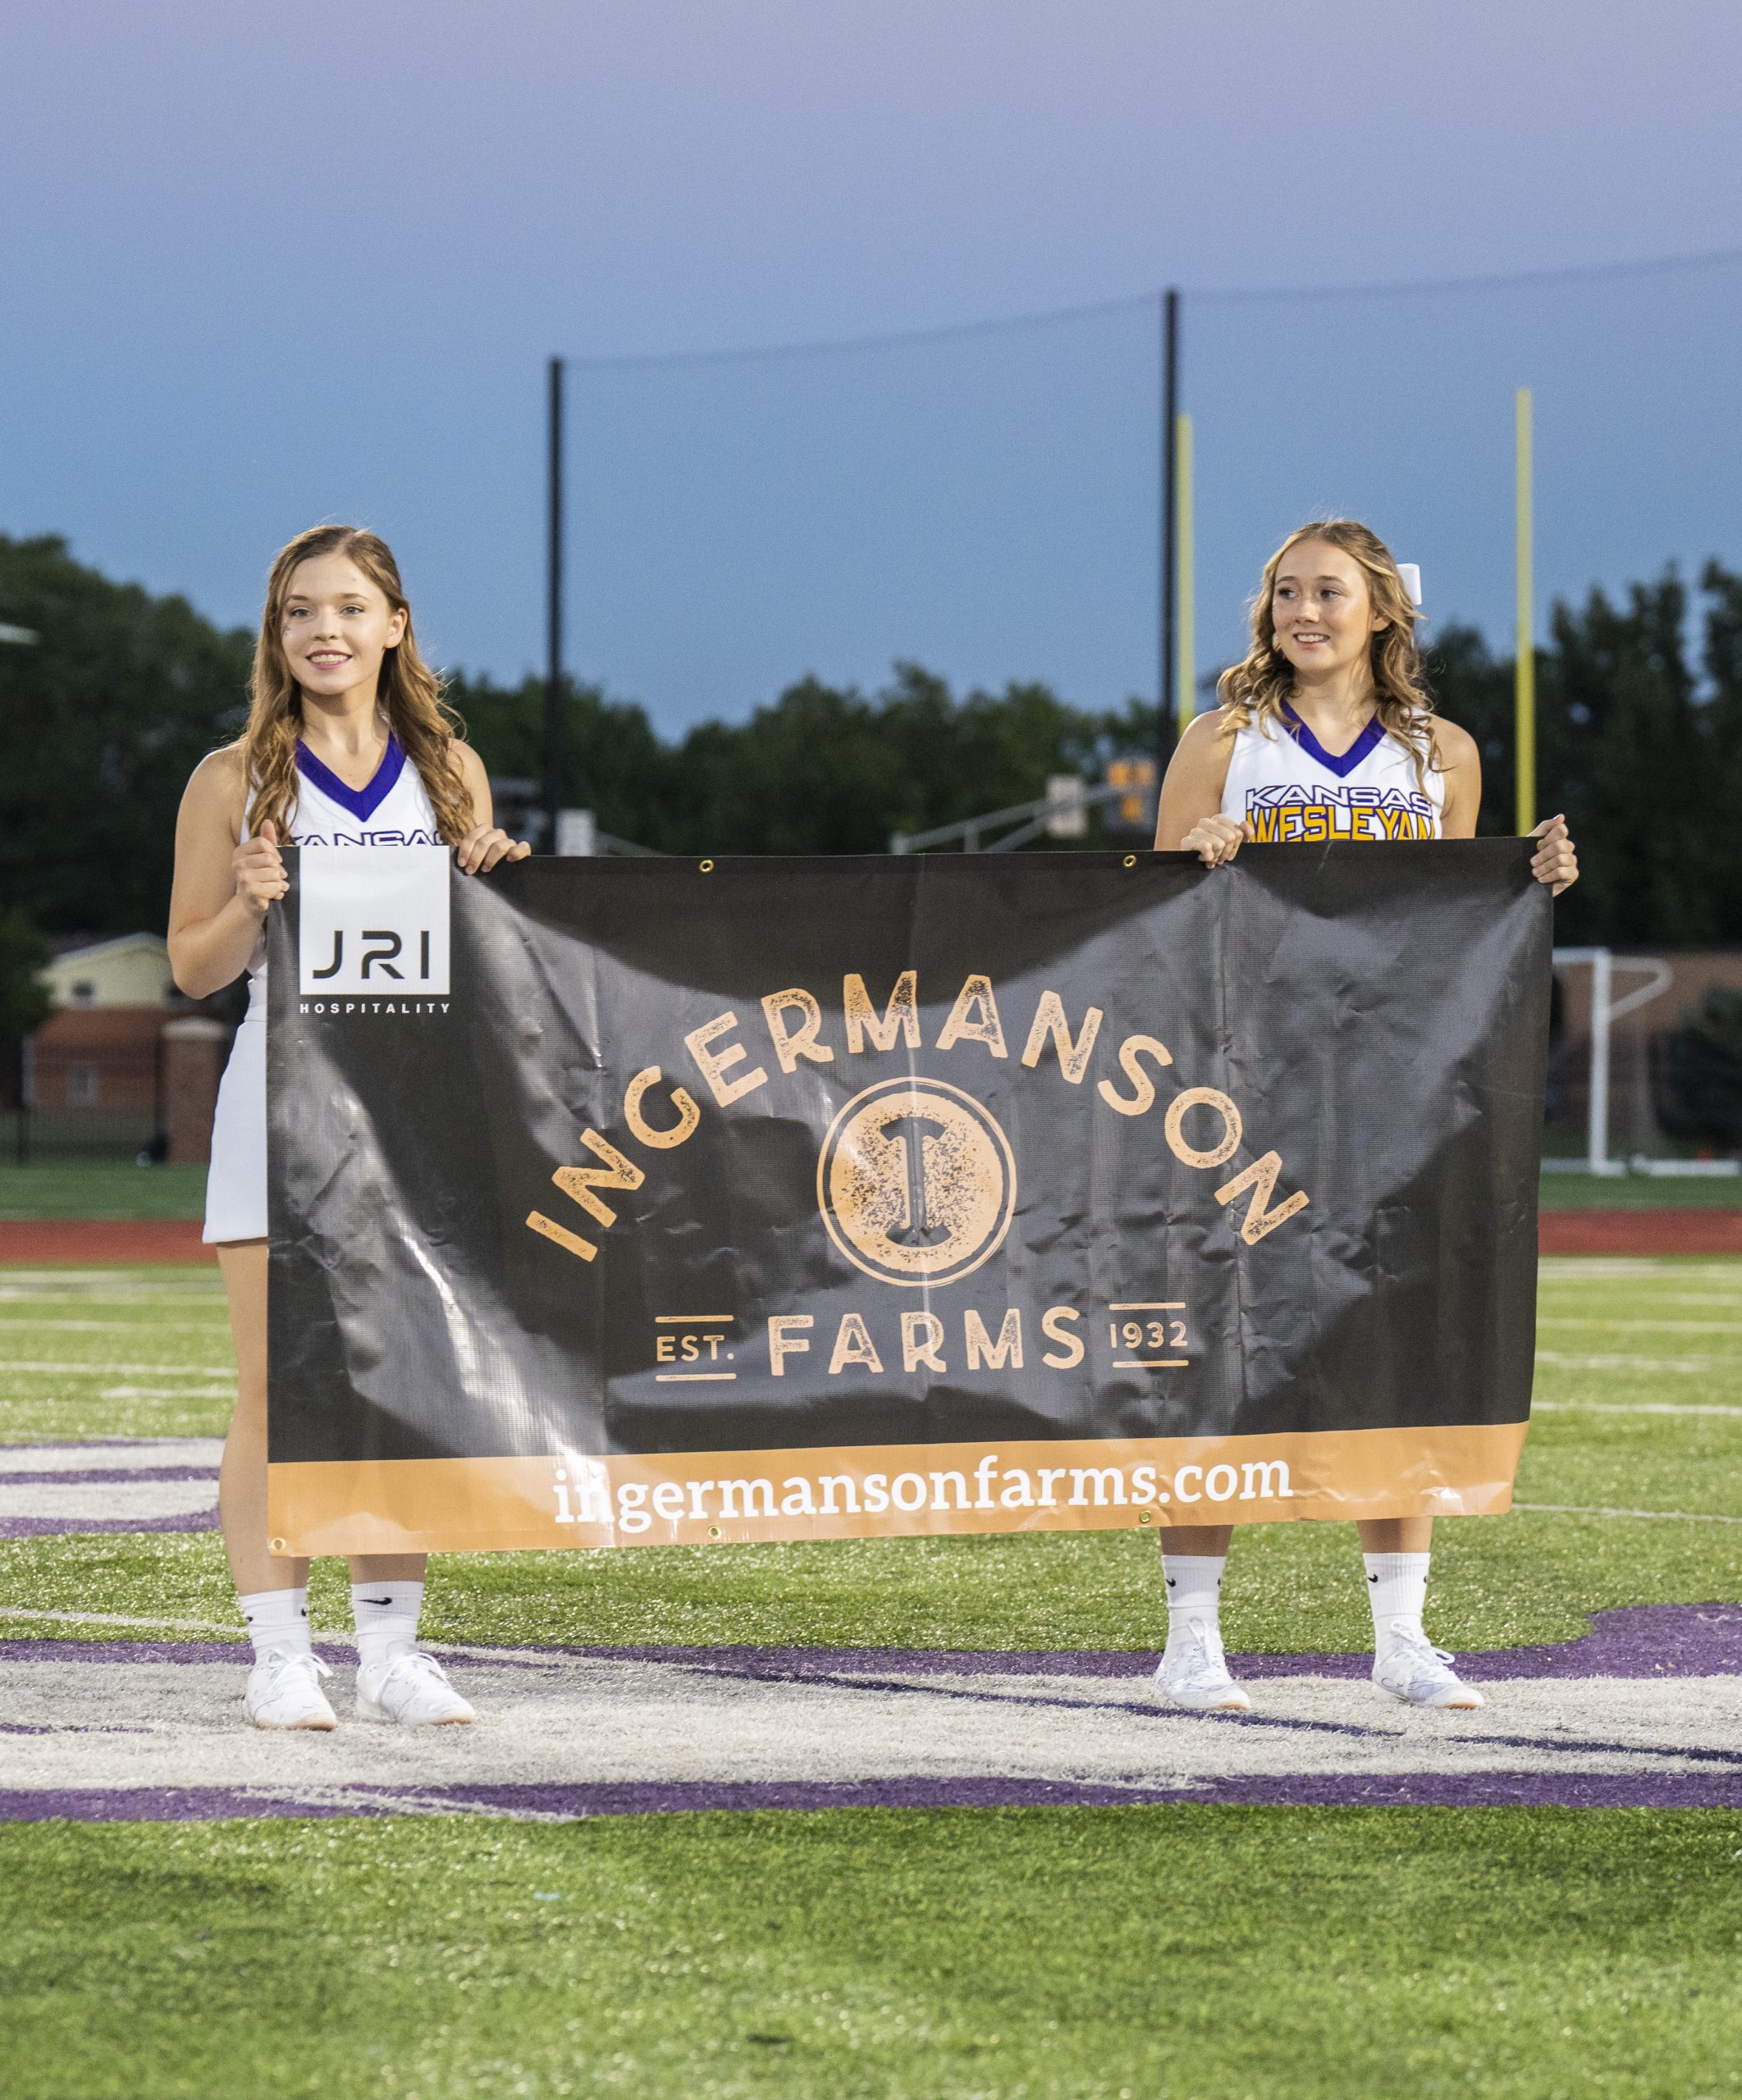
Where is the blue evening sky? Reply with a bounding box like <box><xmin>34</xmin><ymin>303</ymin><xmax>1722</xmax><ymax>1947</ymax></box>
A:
<box><xmin>3</xmin><ymin>2</ymin><xmax>1740</xmax><ymax>733</ymax></box>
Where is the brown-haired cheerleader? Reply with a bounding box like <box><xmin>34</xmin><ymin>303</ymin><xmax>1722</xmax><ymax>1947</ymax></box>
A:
<box><xmin>167</xmin><ymin>527</ymin><xmax>528</xmax><ymax>1729</ymax></box>
<box><xmin>1151</xmin><ymin>518</ymin><xmax>1577</xmax><ymax>1713</ymax></box>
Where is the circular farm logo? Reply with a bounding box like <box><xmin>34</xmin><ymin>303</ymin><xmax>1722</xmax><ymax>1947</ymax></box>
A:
<box><xmin>816</xmin><ymin>1077</ymin><xmax>1017</xmax><ymax>1287</ymax></box>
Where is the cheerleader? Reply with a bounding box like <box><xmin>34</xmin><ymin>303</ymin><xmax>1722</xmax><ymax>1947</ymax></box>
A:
<box><xmin>1152</xmin><ymin>518</ymin><xmax>1576</xmax><ymax>1713</ymax></box>
<box><xmin>168</xmin><ymin>527</ymin><xmax>528</xmax><ymax>1728</ymax></box>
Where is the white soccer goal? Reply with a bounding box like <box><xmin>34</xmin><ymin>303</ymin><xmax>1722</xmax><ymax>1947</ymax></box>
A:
<box><xmin>1544</xmin><ymin>947</ymin><xmax>1740</xmax><ymax>1176</ymax></box>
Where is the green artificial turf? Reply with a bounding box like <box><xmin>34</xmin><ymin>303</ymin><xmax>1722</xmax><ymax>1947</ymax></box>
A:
<box><xmin>0</xmin><ymin>1266</ymin><xmax>232</xmax><ymax>1441</ymax></box>
<box><xmin>4</xmin><ymin>1493</ymin><xmax>1736</xmax><ymax>1658</ymax></box>
<box><xmin>1538</xmin><ymin>1171</ymin><xmax>1742</xmax><ymax>1209</ymax></box>
<box><xmin>0</xmin><ymin>1162</ymin><xmax>209</xmax><ymax>1221</ymax></box>
<box><xmin>3</xmin><ymin>1269</ymin><xmax>1741</xmax><ymax>2100</ymax></box>
<box><xmin>1</xmin><ymin>1810</ymin><xmax>1738</xmax><ymax>2100</ymax></box>
<box><xmin>2</xmin><ymin>1258</ymin><xmax>1739</xmax><ymax>1655</ymax></box>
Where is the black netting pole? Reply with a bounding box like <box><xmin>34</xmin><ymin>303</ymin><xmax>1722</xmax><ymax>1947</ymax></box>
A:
<box><xmin>543</xmin><ymin>354</ymin><xmax>565</xmax><ymax>849</ymax></box>
<box><xmin>1159</xmin><ymin>287</ymin><xmax>1180</xmax><ymax>781</ymax></box>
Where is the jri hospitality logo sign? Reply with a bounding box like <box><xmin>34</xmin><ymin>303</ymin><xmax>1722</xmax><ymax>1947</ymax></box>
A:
<box><xmin>297</xmin><ymin>844</ymin><xmax>450</xmax><ymax>998</ymax></box>
<box><xmin>265</xmin><ymin>847</ymin><xmax>1550</xmax><ymax>1559</ymax></box>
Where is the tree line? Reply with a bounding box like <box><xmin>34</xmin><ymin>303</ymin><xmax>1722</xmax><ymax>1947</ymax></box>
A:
<box><xmin>4</xmin><ymin>528</ymin><xmax>1741</xmax><ymax>961</ymax></box>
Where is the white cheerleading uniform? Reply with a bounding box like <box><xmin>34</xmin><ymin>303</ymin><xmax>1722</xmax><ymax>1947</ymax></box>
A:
<box><xmin>1220</xmin><ymin>702</ymin><xmax>1444</xmax><ymax>842</ymax></box>
<box><xmin>203</xmin><ymin>736</ymin><xmax>441</xmax><ymax>1244</ymax></box>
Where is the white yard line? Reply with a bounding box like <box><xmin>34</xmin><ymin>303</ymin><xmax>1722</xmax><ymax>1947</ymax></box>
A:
<box><xmin>0</xmin><ymin>1361</ymin><xmax>235</xmax><ymax>1377</ymax></box>
<box><xmin>98</xmin><ymin>1386</ymin><xmax>233</xmax><ymax>1400</ymax></box>
<box><xmin>1540</xmin><ymin>1290</ymin><xmax>1742</xmax><ymax>1303</ymax></box>
<box><xmin>1540</xmin><ymin>1294</ymin><xmax>1742</xmax><ymax>1309</ymax></box>
<box><xmin>1534</xmin><ymin>1398</ymin><xmax>1742</xmax><ymax>1417</ymax></box>
<box><xmin>1537</xmin><ymin>1317</ymin><xmax>1742</xmax><ymax>1334</ymax></box>
<box><xmin>1534</xmin><ymin>1350</ymin><xmax>1732</xmax><ymax>1376</ymax></box>
<box><xmin>1514</xmin><ymin>1501</ymin><xmax>1742</xmax><ymax>1524</ymax></box>
<box><xmin>0</xmin><ymin>1605</ymin><xmax>240</xmax><ymax>1632</ymax></box>
<box><xmin>241</xmin><ymin>1783</ymin><xmax>578</xmax><ymax>1823</ymax></box>
<box><xmin>0</xmin><ymin>1320</ymin><xmax>230</xmax><ymax>1335</ymax></box>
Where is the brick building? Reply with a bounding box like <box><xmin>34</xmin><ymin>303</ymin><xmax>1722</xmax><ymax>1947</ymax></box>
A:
<box><xmin>20</xmin><ymin>934</ymin><xmax>232</xmax><ymax>1162</ymax></box>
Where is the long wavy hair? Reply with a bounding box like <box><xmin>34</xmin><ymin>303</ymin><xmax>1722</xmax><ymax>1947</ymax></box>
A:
<box><xmin>1217</xmin><ymin>518</ymin><xmax>1436</xmax><ymax>785</ymax></box>
<box><xmin>240</xmin><ymin>526</ymin><xmax>473</xmax><ymax>843</ymax></box>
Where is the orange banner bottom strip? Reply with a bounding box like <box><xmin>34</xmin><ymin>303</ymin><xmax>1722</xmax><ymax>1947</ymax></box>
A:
<box><xmin>267</xmin><ymin>1422</ymin><xmax>1529</xmax><ymax>1557</ymax></box>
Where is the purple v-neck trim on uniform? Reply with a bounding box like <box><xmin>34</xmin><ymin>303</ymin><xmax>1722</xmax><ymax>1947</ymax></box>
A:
<box><xmin>1280</xmin><ymin>701</ymin><xmax>1387</xmax><ymax>780</ymax></box>
<box><xmin>294</xmin><ymin>733</ymin><xmax>406</xmax><ymax>821</ymax></box>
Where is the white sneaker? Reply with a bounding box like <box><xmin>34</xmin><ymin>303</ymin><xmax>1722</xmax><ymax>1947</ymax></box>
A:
<box><xmin>244</xmin><ymin>1648</ymin><xmax>337</xmax><ymax>1730</ymax></box>
<box><xmin>356</xmin><ymin>1650</ymin><xmax>475</xmax><ymax>1727</ymax></box>
<box><xmin>1372</xmin><ymin>1622</ymin><xmax>1485</xmax><ymax>1709</ymax></box>
<box><xmin>1152</xmin><ymin>1616</ymin><xmax>1253</xmax><ymax>1713</ymax></box>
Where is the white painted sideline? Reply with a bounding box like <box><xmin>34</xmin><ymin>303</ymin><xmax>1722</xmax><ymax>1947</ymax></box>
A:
<box><xmin>1539</xmin><ymin>1259</ymin><xmax>1742</xmax><ymax>1279</ymax></box>
<box><xmin>0</xmin><ymin>1275</ymin><xmax>226</xmax><ymax>1291</ymax></box>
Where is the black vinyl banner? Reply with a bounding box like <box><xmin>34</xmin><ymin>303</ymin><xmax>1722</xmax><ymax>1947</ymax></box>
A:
<box><xmin>266</xmin><ymin>843</ymin><xmax>1549</xmax><ymax>1556</ymax></box>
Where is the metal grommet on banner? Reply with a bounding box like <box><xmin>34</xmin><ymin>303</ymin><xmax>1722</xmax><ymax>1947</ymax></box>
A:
<box><xmin>269</xmin><ymin>1536</ymin><xmax>288</xmax><ymax>1554</ymax></box>
<box><xmin>707</xmin><ymin>1524</ymin><xmax>722</xmax><ymax>1540</ymax></box>
<box><xmin>698</xmin><ymin>859</ymin><xmax>715</xmax><ymax>873</ymax></box>
<box><xmin>1137</xmin><ymin>1510</ymin><xmax>1154</xmax><ymax>1527</ymax></box>
<box><xmin>1122</xmin><ymin>854</ymin><xmax>1137</xmax><ymax>869</ymax></box>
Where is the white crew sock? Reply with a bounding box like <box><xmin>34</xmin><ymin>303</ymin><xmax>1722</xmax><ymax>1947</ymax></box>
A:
<box><xmin>1162</xmin><ymin>1554</ymin><xmax>1226</xmax><ymax>1653</ymax></box>
<box><xmin>240</xmin><ymin>1587</ymin><xmax>311</xmax><ymax>1663</ymax></box>
<box><xmin>351</xmin><ymin>1580</ymin><xmax>424</xmax><ymax>1672</ymax></box>
<box><xmin>1364</xmin><ymin>1552</ymin><xmax>1432</xmax><ymax>1657</ymax></box>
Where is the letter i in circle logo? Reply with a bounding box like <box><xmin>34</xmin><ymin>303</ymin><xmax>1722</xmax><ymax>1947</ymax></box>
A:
<box><xmin>816</xmin><ymin>1077</ymin><xmax>1016</xmax><ymax>1286</ymax></box>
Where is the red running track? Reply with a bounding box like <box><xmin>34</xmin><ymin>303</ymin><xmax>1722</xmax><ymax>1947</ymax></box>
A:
<box><xmin>1539</xmin><ymin>1209</ymin><xmax>1742</xmax><ymax>1254</ymax></box>
<box><xmin>0</xmin><ymin>1221</ymin><xmax>215</xmax><ymax>1264</ymax></box>
<box><xmin>2</xmin><ymin>1212</ymin><xmax>1741</xmax><ymax>1265</ymax></box>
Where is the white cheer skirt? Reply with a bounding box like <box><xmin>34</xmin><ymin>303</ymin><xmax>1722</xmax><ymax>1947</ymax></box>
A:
<box><xmin>203</xmin><ymin>988</ymin><xmax>267</xmax><ymax>1244</ymax></box>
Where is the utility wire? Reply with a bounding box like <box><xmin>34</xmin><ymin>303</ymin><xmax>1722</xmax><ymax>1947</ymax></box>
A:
<box><xmin>1197</xmin><ymin>240</ymin><xmax>1742</xmax><ymax>308</ymax></box>
<box><xmin>566</xmin><ymin>293</ymin><xmax>1154</xmax><ymax>370</ymax></box>
<box><xmin>566</xmin><ymin>242</ymin><xmax>1742</xmax><ymax>370</ymax></box>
